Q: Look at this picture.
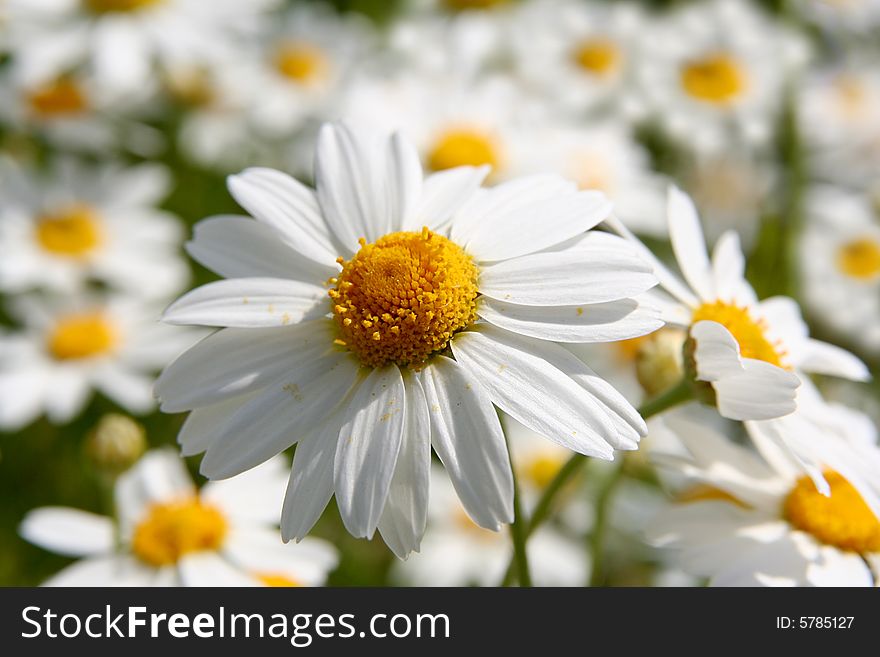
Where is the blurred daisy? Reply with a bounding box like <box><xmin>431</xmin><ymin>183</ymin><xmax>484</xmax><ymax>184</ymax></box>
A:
<box><xmin>508</xmin><ymin>0</ymin><xmax>645</xmax><ymax>117</ymax></box>
<box><xmin>239</xmin><ymin>3</ymin><xmax>375</xmax><ymax>139</ymax></box>
<box><xmin>801</xmin><ymin>63</ymin><xmax>880</xmax><ymax>188</ymax></box>
<box><xmin>610</xmin><ymin>187</ymin><xmax>869</xmax><ymax>421</ymax></box>
<box><xmin>648</xmin><ymin>406</ymin><xmax>880</xmax><ymax>586</ymax></box>
<box><xmin>0</xmin><ymin>295</ymin><xmax>197</xmax><ymax>430</ymax></box>
<box><xmin>20</xmin><ymin>450</ymin><xmax>338</xmax><ymax>586</ymax></box>
<box><xmin>336</xmin><ymin>73</ymin><xmax>538</xmax><ymax>181</ymax></box>
<box><xmin>638</xmin><ymin>0</ymin><xmax>807</xmax><ymax>153</ymax></box>
<box><xmin>0</xmin><ymin>159</ymin><xmax>188</xmax><ymax>298</ymax></box>
<box><xmin>5</xmin><ymin>0</ymin><xmax>280</xmax><ymax>94</ymax></box>
<box><xmin>156</xmin><ymin>121</ymin><xmax>661</xmax><ymax>558</ymax></box>
<box><xmin>391</xmin><ymin>466</ymin><xmax>587</xmax><ymax>586</ymax></box>
<box><xmin>800</xmin><ymin>186</ymin><xmax>880</xmax><ymax>355</ymax></box>
<box><xmin>796</xmin><ymin>0</ymin><xmax>880</xmax><ymax>33</ymax></box>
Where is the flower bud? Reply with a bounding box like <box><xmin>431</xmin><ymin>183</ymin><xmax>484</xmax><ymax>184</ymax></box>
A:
<box><xmin>86</xmin><ymin>413</ymin><xmax>146</xmax><ymax>474</ymax></box>
<box><xmin>635</xmin><ymin>328</ymin><xmax>687</xmax><ymax>397</ymax></box>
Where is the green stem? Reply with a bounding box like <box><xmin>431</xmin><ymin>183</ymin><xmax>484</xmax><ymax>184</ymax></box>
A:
<box><xmin>498</xmin><ymin>377</ymin><xmax>693</xmax><ymax>586</ymax></box>
<box><xmin>508</xmin><ymin>471</ymin><xmax>532</xmax><ymax>587</ymax></box>
<box><xmin>588</xmin><ymin>459</ymin><xmax>625</xmax><ymax>587</ymax></box>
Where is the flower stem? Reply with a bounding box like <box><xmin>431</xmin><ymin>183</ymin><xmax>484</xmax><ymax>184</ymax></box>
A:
<box><xmin>588</xmin><ymin>458</ymin><xmax>625</xmax><ymax>587</ymax></box>
<box><xmin>498</xmin><ymin>377</ymin><xmax>693</xmax><ymax>586</ymax></box>
<box><xmin>508</xmin><ymin>470</ymin><xmax>533</xmax><ymax>587</ymax></box>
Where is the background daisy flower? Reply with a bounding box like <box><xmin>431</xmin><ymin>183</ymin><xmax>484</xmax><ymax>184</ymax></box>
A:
<box><xmin>20</xmin><ymin>450</ymin><xmax>338</xmax><ymax>586</ymax></box>
<box><xmin>156</xmin><ymin>121</ymin><xmax>661</xmax><ymax>558</ymax></box>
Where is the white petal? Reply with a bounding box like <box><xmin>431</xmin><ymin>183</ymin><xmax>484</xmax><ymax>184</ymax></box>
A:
<box><xmin>714</xmin><ymin>359</ymin><xmax>800</xmax><ymax>421</ymax></box>
<box><xmin>115</xmin><ymin>449</ymin><xmax>195</xmax><ymax>532</ymax></box>
<box><xmin>177</xmin><ymin>394</ymin><xmax>258</xmax><ymax>457</ymax></box>
<box><xmin>20</xmin><ymin>508</ymin><xmax>114</xmax><ymax>557</ymax></box>
<box><xmin>796</xmin><ymin>339</ymin><xmax>870</xmax><ymax>381</ymax></box>
<box><xmin>477</xmin><ymin>297</ymin><xmax>664</xmax><ymax>343</ymax></box>
<box><xmin>155</xmin><ymin>320</ymin><xmax>335</xmax><ymax>412</ymax></box>
<box><xmin>710</xmin><ymin>231</ymin><xmax>756</xmax><ymax>306</ymax></box>
<box><xmin>186</xmin><ymin>215</ymin><xmax>335</xmax><ymax>281</ymax></box>
<box><xmin>691</xmin><ymin>320</ymin><xmax>746</xmax><ymax>380</ymax></box>
<box><xmin>378</xmin><ymin>370</ymin><xmax>431</xmax><ymax>558</ymax></box>
<box><xmin>668</xmin><ymin>186</ymin><xmax>713</xmax><ymax>302</ymax></box>
<box><xmin>419</xmin><ymin>356</ymin><xmax>513</xmax><ymax>530</ymax></box>
<box><xmin>478</xmin><ymin>241</ymin><xmax>656</xmax><ymax>306</ymax></box>
<box><xmin>406</xmin><ymin>165</ymin><xmax>490</xmax><ymax>231</ymax></box>
<box><xmin>227</xmin><ymin>167</ymin><xmax>340</xmax><ymax>267</ymax></box>
<box><xmin>386</xmin><ymin>131</ymin><xmax>423</xmax><ymax>232</ymax></box>
<box><xmin>178</xmin><ymin>553</ymin><xmax>255</xmax><ymax>587</ymax></box>
<box><xmin>200</xmin><ymin>354</ymin><xmax>361</xmax><ymax>480</ymax></box>
<box><xmin>334</xmin><ymin>365</ymin><xmax>406</xmax><ymax>538</ymax></box>
<box><xmin>450</xmin><ymin>326</ymin><xmax>617</xmax><ymax>459</ymax></box>
<box><xmin>42</xmin><ymin>556</ymin><xmax>149</xmax><ymax>587</ymax></box>
<box><xmin>162</xmin><ymin>278</ymin><xmax>328</xmax><ymax>328</ymax></box>
<box><xmin>465</xmin><ymin>190</ymin><xmax>612</xmax><ymax>262</ymax></box>
<box><xmin>224</xmin><ymin>528</ymin><xmax>338</xmax><ymax>586</ymax></box>
<box><xmin>201</xmin><ymin>455</ymin><xmax>290</xmax><ymax>527</ymax></box>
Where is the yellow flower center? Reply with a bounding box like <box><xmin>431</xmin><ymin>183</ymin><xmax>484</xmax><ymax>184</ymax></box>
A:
<box><xmin>571</xmin><ymin>38</ymin><xmax>621</xmax><ymax>77</ymax></box>
<box><xmin>26</xmin><ymin>77</ymin><xmax>89</xmax><ymax>118</ymax></box>
<box><xmin>84</xmin><ymin>0</ymin><xmax>163</xmax><ymax>13</ymax></box>
<box><xmin>784</xmin><ymin>471</ymin><xmax>880</xmax><ymax>554</ymax></box>
<box><xmin>35</xmin><ymin>205</ymin><xmax>103</xmax><ymax>258</ymax></box>
<box><xmin>680</xmin><ymin>53</ymin><xmax>747</xmax><ymax>105</ymax></box>
<box><xmin>256</xmin><ymin>572</ymin><xmax>303</xmax><ymax>587</ymax></box>
<box><xmin>427</xmin><ymin>129</ymin><xmax>500</xmax><ymax>172</ymax></box>
<box><xmin>837</xmin><ymin>237</ymin><xmax>880</xmax><ymax>281</ymax></box>
<box><xmin>274</xmin><ymin>42</ymin><xmax>329</xmax><ymax>85</ymax></box>
<box><xmin>330</xmin><ymin>228</ymin><xmax>479</xmax><ymax>368</ymax></box>
<box><xmin>443</xmin><ymin>0</ymin><xmax>508</xmax><ymax>10</ymax></box>
<box><xmin>521</xmin><ymin>453</ymin><xmax>565</xmax><ymax>489</ymax></box>
<box><xmin>47</xmin><ymin>313</ymin><xmax>117</xmax><ymax>361</ymax></box>
<box><xmin>833</xmin><ymin>75</ymin><xmax>869</xmax><ymax>119</ymax></box>
<box><xmin>131</xmin><ymin>498</ymin><xmax>228</xmax><ymax>567</ymax></box>
<box><xmin>692</xmin><ymin>301</ymin><xmax>786</xmax><ymax>368</ymax></box>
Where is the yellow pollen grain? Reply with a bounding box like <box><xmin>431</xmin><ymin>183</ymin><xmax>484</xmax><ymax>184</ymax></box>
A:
<box><xmin>571</xmin><ymin>38</ymin><xmax>621</xmax><ymax>77</ymax></box>
<box><xmin>47</xmin><ymin>312</ymin><xmax>117</xmax><ymax>361</ymax></box>
<box><xmin>680</xmin><ymin>53</ymin><xmax>747</xmax><ymax>104</ymax></box>
<box><xmin>427</xmin><ymin>128</ymin><xmax>499</xmax><ymax>172</ymax></box>
<box><xmin>837</xmin><ymin>237</ymin><xmax>880</xmax><ymax>280</ymax></box>
<box><xmin>131</xmin><ymin>498</ymin><xmax>228</xmax><ymax>567</ymax></box>
<box><xmin>784</xmin><ymin>471</ymin><xmax>880</xmax><ymax>554</ymax></box>
<box><xmin>692</xmin><ymin>301</ymin><xmax>786</xmax><ymax>368</ymax></box>
<box><xmin>35</xmin><ymin>204</ymin><xmax>102</xmax><ymax>258</ymax></box>
<box><xmin>256</xmin><ymin>572</ymin><xmax>303</xmax><ymax>587</ymax></box>
<box><xmin>274</xmin><ymin>42</ymin><xmax>329</xmax><ymax>85</ymax></box>
<box><xmin>331</xmin><ymin>228</ymin><xmax>479</xmax><ymax>368</ymax></box>
<box><xmin>84</xmin><ymin>0</ymin><xmax>163</xmax><ymax>13</ymax></box>
<box><xmin>26</xmin><ymin>77</ymin><xmax>89</xmax><ymax>117</ymax></box>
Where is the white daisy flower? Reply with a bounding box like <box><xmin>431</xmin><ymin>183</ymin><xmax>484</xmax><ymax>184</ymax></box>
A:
<box><xmin>390</xmin><ymin>465</ymin><xmax>587</xmax><ymax>586</ymax></box>
<box><xmin>610</xmin><ymin>186</ymin><xmax>869</xmax><ymax>422</ymax></box>
<box><xmin>5</xmin><ymin>0</ymin><xmax>280</xmax><ymax>94</ymax></box>
<box><xmin>0</xmin><ymin>158</ymin><xmax>188</xmax><ymax>299</ymax></box>
<box><xmin>801</xmin><ymin>62</ymin><xmax>880</xmax><ymax>188</ymax></box>
<box><xmin>507</xmin><ymin>0</ymin><xmax>646</xmax><ymax>117</ymax></box>
<box><xmin>795</xmin><ymin>0</ymin><xmax>880</xmax><ymax>33</ymax></box>
<box><xmin>648</xmin><ymin>406</ymin><xmax>880</xmax><ymax>586</ymax></box>
<box><xmin>800</xmin><ymin>185</ymin><xmax>880</xmax><ymax>355</ymax></box>
<box><xmin>156</xmin><ymin>121</ymin><xmax>662</xmax><ymax>558</ymax></box>
<box><xmin>335</xmin><ymin>73</ymin><xmax>539</xmax><ymax>182</ymax></box>
<box><xmin>20</xmin><ymin>450</ymin><xmax>338</xmax><ymax>586</ymax></box>
<box><xmin>0</xmin><ymin>294</ymin><xmax>198</xmax><ymax>430</ymax></box>
<box><xmin>237</xmin><ymin>3</ymin><xmax>375</xmax><ymax>139</ymax></box>
<box><xmin>638</xmin><ymin>0</ymin><xmax>808</xmax><ymax>154</ymax></box>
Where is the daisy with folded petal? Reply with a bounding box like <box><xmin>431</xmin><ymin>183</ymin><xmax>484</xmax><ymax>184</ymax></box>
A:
<box><xmin>648</xmin><ymin>406</ymin><xmax>880</xmax><ymax>586</ymax></box>
<box><xmin>0</xmin><ymin>159</ymin><xmax>188</xmax><ymax>298</ymax></box>
<box><xmin>0</xmin><ymin>295</ymin><xmax>198</xmax><ymax>430</ymax></box>
<box><xmin>638</xmin><ymin>0</ymin><xmax>808</xmax><ymax>154</ymax></box>
<box><xmin>5</xmin><ymin>0</ymin><xmax>280</xmax><ymax>94</ymax></box>
<box><xmin>507</xmin><ymin>0</ymin><xmax>645</xmax><ymax>117</ymax></box>
<box><xmin>156</xmin><ymin>121</ymin><xmax>662</xmax><ymax>558</ymax></box>
<box><xmin>610</xmin><ymin>186</ymin><xmax>869</xmax><ymax>422</ymax></box>
<box><xmin>391</xmin><ymin>466</ymin><xmax>587</xmax><ymax>586</ymax></box>
<box><xmin>20</xmin><ymin>450</ymin><xmax>338</xmax><ymax>586</ymax></box>
<box><xmin>800</xmin><ymin>186</ymin><xmax>880</xmax><ymax>356</ymax></box>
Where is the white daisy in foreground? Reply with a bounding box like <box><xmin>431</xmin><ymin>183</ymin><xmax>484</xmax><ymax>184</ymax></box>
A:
<box><xmin>800</xmin><ymin>186</ymin><xmax>880</xmax><ymax>355</ymax></box>
<box><xmin>609</xmin><ymin>187</ymin><xmax>869</xmax><ymax>421</ymax></box>
<box><xmin>5</xmin><ymin>0</ymin><xmax>280</xmax><ymax>94</ymax></box>
<box><xmin>0</xmin><ymin>295</ymin><xmax>198</xmax><ymax>430</ymax></box>
<box><xmin>391</xmin><ymin>466</ymin><xmax>587</xmax><ymax>586</ymax></box>
<box><xmin>638</xmin><ymin>0</ymin><xmax>807</xmax><ymax>153</ymax></box>
<box><xmin>648</xmin><ymin>407</ymin><xmax>880</xmax><ymax>586</ymax></box>
<box><xmin>20</xmin><ymin>450</ymin><xmax>338</xmax><ymax>586</ymax></box>
<box><xmin>156</xmin><ymin>121</ymin><xmax>662</xmax><ymax>558</ymax></box>
<box><xmin>507</xmin><ymin>0</ymin><xmax>645</xmax><ymax>117</ymax></box>
<box><xmin>0</xmin><ymin>159</ymin><xmax>188</xmax><ymax>298</ymax></box>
